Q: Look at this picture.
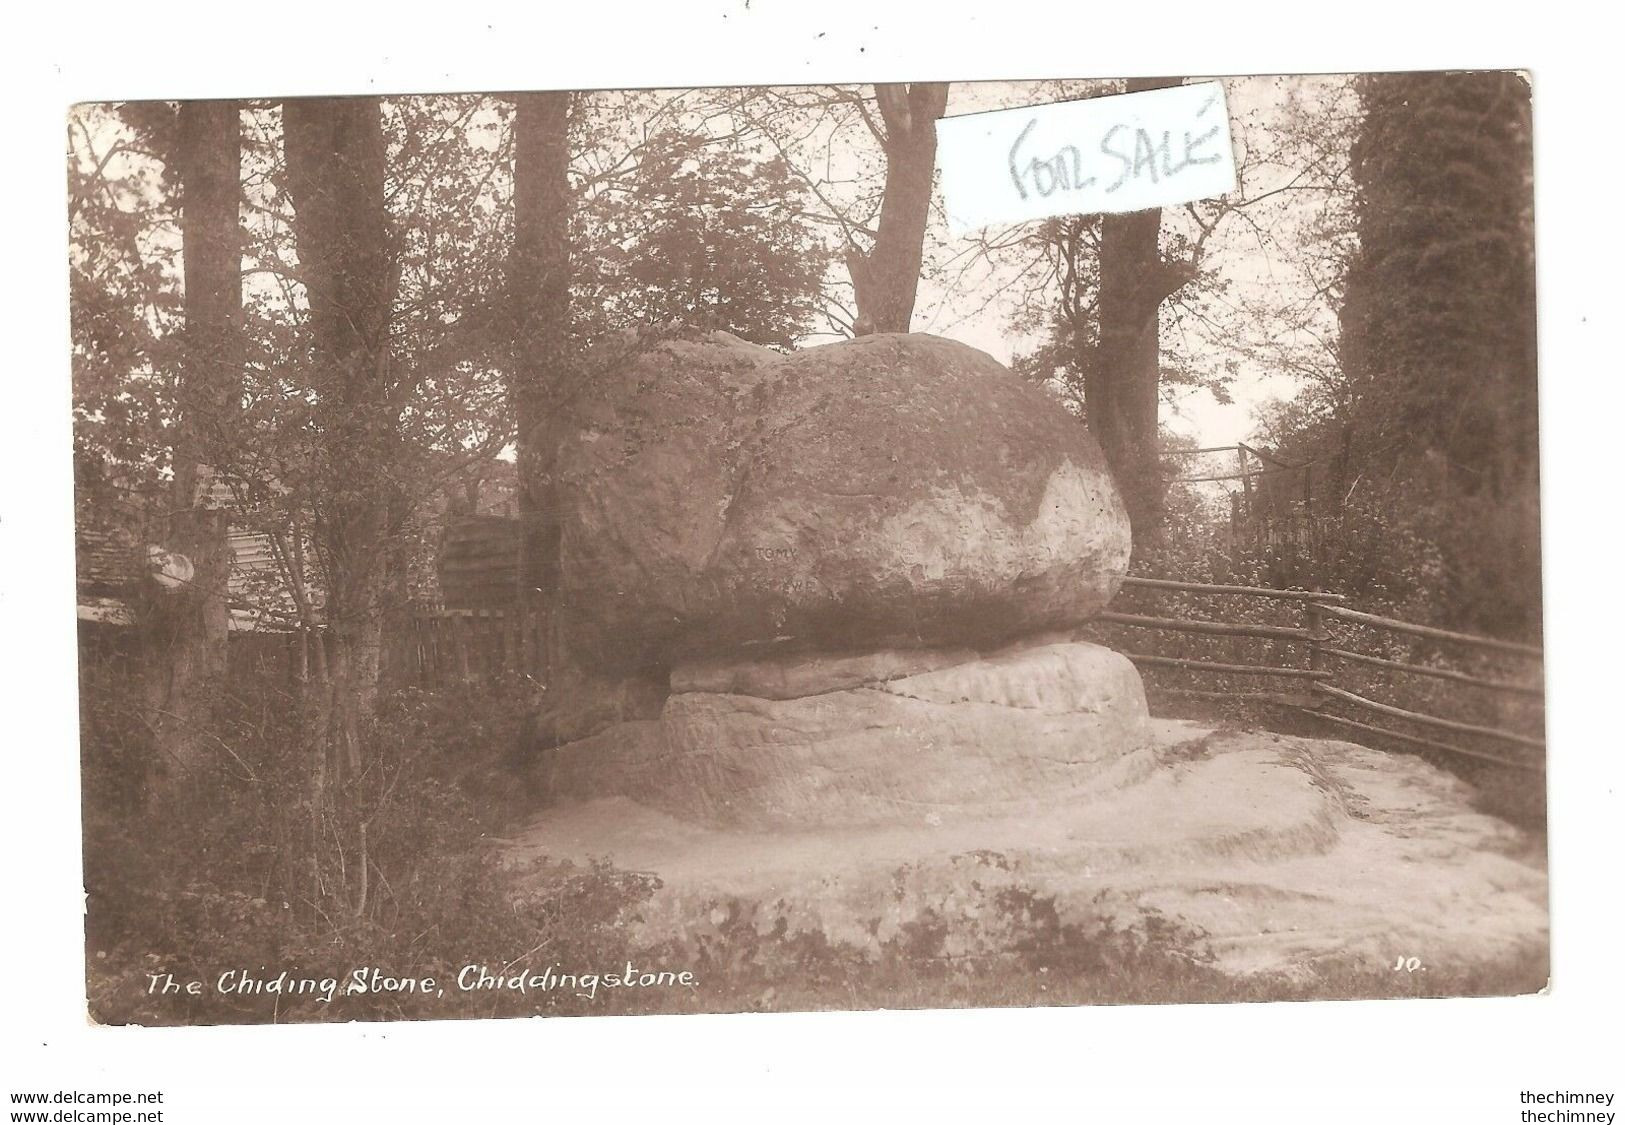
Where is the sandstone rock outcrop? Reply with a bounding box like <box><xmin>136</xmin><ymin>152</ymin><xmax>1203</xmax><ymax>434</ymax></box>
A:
<box><xmin>543</xmin><ymin>330</ymin><xmax>1148</xmax><ymax>830</ymax></box>
<box><xmin>558</xmin><ymin>331</ymin><xmax>1130</xmax><ymax>673</ymax></box>
<box><xmin>513</xmin><ymin>330</ymin><xmax>1546</xmax><ymax>986</ymax></box>
<box><xmin>542</xmin><ymin>639</ymin><xmax>1154</xmax><ymax>831</ymax></box>
<box><xmin>509</xmin><ymin>722</ymin><xmax>1548</xmax><ymax>978</ymax></box>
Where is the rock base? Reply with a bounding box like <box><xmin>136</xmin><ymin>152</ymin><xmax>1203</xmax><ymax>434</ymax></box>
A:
<box><xmin>537</xmin><ymin>640</ymin><xmax>1153</xmax><ymax>830</ymax></box>
<box><xmin>506</xmin><ymin>721</ymin><xmax>1548</xmax><ymax>978</ymax></box>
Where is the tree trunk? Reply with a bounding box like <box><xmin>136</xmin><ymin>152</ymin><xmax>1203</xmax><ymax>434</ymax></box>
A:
<box><xmin>145</xmin><ymin>100</ymin><xmax>240</xmax><ymax>794</ymax></box>
<box><xmin>282</xmin><ymin>97</ymin><xmax>395</xmax><ymax>787</ymax></box>
<box><xmin>509</xmin><ymin>92</ymin><xmax>572</xmax><ymax>684</ymax></box>
<box><xmin>1091</xmin><ymin>76</ymin><xmax>1196</xmax><ymax>546</ymax></box>
<box><xmin>847</xmin><ymin>82</ymin><xmax>948</xmax><ymax>334</ymax></box>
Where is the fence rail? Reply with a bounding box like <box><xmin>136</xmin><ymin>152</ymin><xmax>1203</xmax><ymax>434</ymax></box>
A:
<box><xmin>398</xmin><ymin>605</ymin><xmax>549</xmax><ymax>686</ymax></box>
<box><xmin>1311</xmin><ymin>681</ymin><xmax>1545</xmax><ymax>750</ymax></box>
<box><xmin>1097</xmin><ymin>575</ymin><xmax>1545</xmax><ymax>773</ymax></box>
<box><xmin>1118</xmin><ymin>652</ymin><xmax>1324</xmax><ymax>679</ymax></box>
<box><xmin>1307</xmin><ymin>710</ymin><xmax>1535</xmax><ymax>772</ymax></box>
<box><xmin>1319</xmin><ymin>645</ymin><xmax>1543</xmax><ymax>697</ymax></box>
<box><xmin>397</xmin><ymin>576</ymin><xmax>1546</xmax><ymax>774</ymax></box>
<box><xmin>1119</xmin><ymin>576</ymin><xmax>1346</xmax><ymax>602</ymax></box>
<box><xmin>1097</xmin><ymin>611</ymin><xmax>1318</xmax><ymax>643</ymax></box>
<box><xmin>1317</xmin><ymin>603</ymin><xmax>1543</xmax><ymax>657</ymax></box>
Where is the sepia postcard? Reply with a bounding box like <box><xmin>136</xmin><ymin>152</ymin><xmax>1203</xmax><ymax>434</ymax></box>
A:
<box><xmin>66</xmin><ymin>70</ymin><xmax>1547</xmax><ymax>1030</ymax></box>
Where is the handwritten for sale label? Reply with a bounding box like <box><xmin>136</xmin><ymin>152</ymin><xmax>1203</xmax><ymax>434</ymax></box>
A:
<box><xmin>935</xmin><ymin>81</ymin><xmax>1237</xmax><ymax>232</ymax></box>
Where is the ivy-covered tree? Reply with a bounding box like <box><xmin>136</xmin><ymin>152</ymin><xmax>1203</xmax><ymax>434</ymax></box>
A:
<box><xmin>1335</xmin><ymin>71</ymin><xmax>1538</xmax><ymax>634</ymax></box>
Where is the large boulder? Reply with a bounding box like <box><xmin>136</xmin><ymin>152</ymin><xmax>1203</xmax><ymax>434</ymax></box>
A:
<box><xmin>559</xmin><ymin>331</ymin><xmax>1130</xmax><ymax>673</ymax></box>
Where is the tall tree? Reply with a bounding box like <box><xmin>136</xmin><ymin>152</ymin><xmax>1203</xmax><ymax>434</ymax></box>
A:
<box><xmin>144</xmin><ymin>100</ymin><xmax>241</xmax><ymax>789</ymax></box>
<box><xmin>1091</xmin><ymin>76</ymin><xmax>1198</xmax><ymax>544</ymax></box>
<box><xmin>1336</xmin><ymin>71</ymin><xmax>1538</xmax><ymax>633</ymax></box>
<box><xmin>281</xmin><ymin>96</ymin><xmax>397</xmax><ymax>783</ymax></box>
<box><xmin>509</xmin><ymin>91</ymin><xmax>573</xmax><ymax>678</ymax></box>
<box><xmin>844</xmin><ymin>82</ymin><xmax>949</xmax><ymax>334</ymax></box>
<box><xmin>726</xmin><ymin>83</ymin><xmax>950</xmax><ymax>336</ymax></box>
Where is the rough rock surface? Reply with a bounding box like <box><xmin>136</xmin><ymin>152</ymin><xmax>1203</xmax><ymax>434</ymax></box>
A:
<box><xmin>538</xmin><ymin>640</ymin><xmax>1153</xmax><ymax>830</ymax></box>
<box><xmin>522</xmin><ymin>668</ymin><xmax>668</xmax><ymax>750</ymax></box>
<box><xmin>515</xmin><ymin>327</ymin><xmax>1546</xmax><ymax>984</ymax></box>
<box><xmin>507</xmin><ymin>722</ymin><xmax>1548</xmax><ymax>978</ymax></box>
<box><xmin>670</xmin><ymin>646</ymin><xmax>979</xmax><ymax>699</ymax></box>
<box><xmin>558</xmin><ymin>330</ymin><xmax>1130</xmax><ymax>672</ymax></box>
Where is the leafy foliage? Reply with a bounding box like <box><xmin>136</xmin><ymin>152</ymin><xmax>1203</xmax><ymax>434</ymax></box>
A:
<box><xmin>81</xmin><ymin>662</ymin><xmax>649</xmax><ymax>1025</ymax></box>
<box><xmin>1260</xmin><ymin>72</ymin><xmax>1540</xmax><ymax>637</ymax></box>
<box><xmin>577</xmin><ymin>130</ymin><xmax>834</xmax><ymax>351</ymax></box>
<box><xmin>68</xmin><ymin>105</ymin><xmax>182</xmax><ymax>505</ymax></box>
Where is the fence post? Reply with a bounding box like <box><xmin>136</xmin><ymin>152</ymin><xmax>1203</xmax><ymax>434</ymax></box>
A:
<box><xmin>452</xmin><ymin>614</ymin><xmax>472</xmax><ymax>684</ymax></box>
<box><xmin>1305</xmin><ymin>599</ymin><xmax>1326</xmax><ymax>683</ymax></box>
<box><xmin>412</xmin><ymin>617</ymin><xmax>427</xmax><ymax>687</ymax></box>
<box><xmin>1302</xmin><ymin>463</ymin><xmax>1315</xmax><ymax>568</ymax></box>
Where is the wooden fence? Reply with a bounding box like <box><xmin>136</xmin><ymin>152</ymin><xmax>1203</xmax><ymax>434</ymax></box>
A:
<box><xmin>395</xmin><ymin>574</ymin><xmax>1546</xmax><ymax>774</ymax></box>
<box><xmin>396</xmin><ymin>606</ymin><xmax>550</xmax><ymax>687</ymax></box>
<box><xmin>1094</xmin><ymin>576</ymin><xmax>1546</xmax><ymax>773</ymax></box>
<box><xmin>1162</xmin><ymin>443</ymin><xmax>1336</xmax><ymax>589</ymax></box>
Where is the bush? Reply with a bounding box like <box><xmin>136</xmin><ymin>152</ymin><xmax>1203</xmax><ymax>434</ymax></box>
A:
<box><xmin>80</xmin><ymin>660</ymin><xmax>659</xmax><ymax>1025</ymax></box>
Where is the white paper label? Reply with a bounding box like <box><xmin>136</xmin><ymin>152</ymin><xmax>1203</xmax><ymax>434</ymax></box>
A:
<box><xmin>935</xmin><ymin>81</ymin><xmax>1237</xmax><ymax>232</ymax></box>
